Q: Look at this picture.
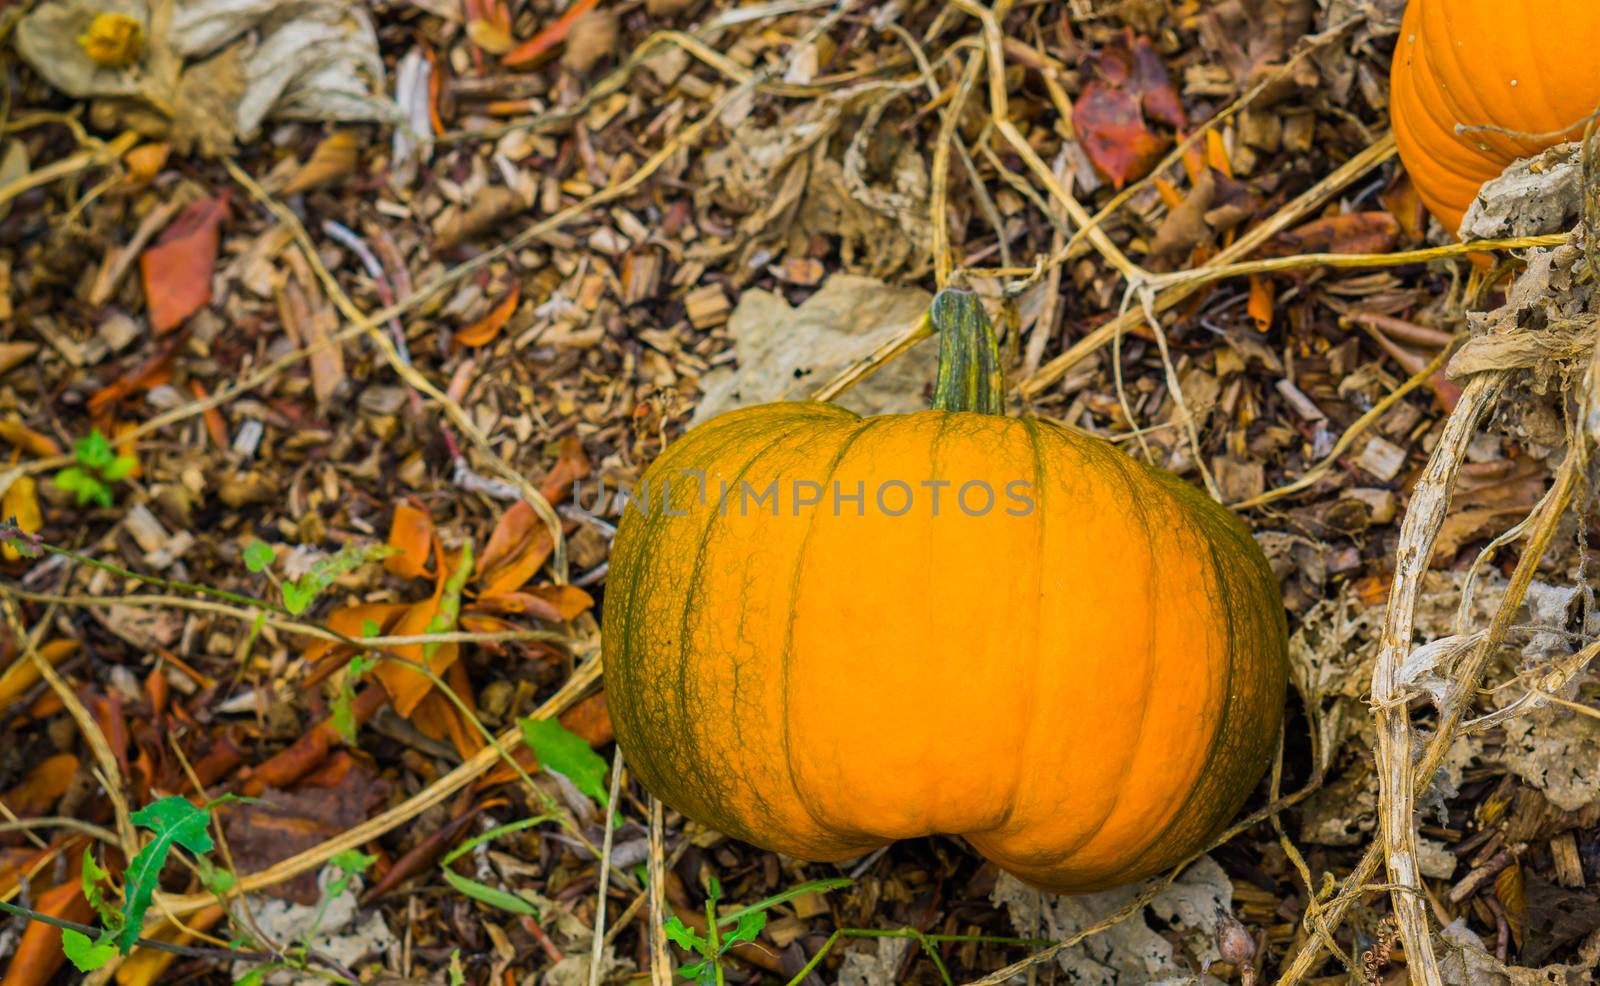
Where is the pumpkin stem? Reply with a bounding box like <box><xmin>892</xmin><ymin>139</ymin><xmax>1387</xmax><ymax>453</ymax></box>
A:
<box><xmin>931</xmin><ymin>289</ymin><xmax>1005</xmax><ymax>415</ymax></box>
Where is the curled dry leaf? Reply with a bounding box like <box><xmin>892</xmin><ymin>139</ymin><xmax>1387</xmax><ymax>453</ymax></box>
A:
<box><xmin>1271</xmin><ymin>211</ymin><xmax>1398</xmax><ymax>256</ymax></box>
<box><xmin>0</xmin><ymin>419</ymin><xmax>62</xmax><ymax>457</ymax></box>
<box><xmin>465</xmin><ymin>0</ymin><xmax>514</xmax><ymax>54</ymax></box>
<box><xmin>140</xmin><ymin>193</ymin><xmax>229</xmax><ymax>335</ymax></box>
<box><xmin>562</xmin><ymin>9</ymin><xmax>619</xmax><ymax>75</ymax></box>
<box><xmin>502</xmin><ymin>0</ymin><xmax>600</xmax><ymax>66</ymax></box>
<box><xmin>1</xmin><ymin>475</ymin><xmax>42</xmax><ymax>563</ymax></box>
<box><xmin>384</xmin><ymin>502</ymin><xmax>436</xmax><ymax>579</ymax></box>
<box><xmin>1074</xmin><ymin>30</ymin><xmax>1185</xmax><ymax>187</ymax></box>
<box><xmin>455</xmin><ymin>282</ymin><xmax>521</xmax><ymax>347</ymax></box>
<box><xmin>470</xmin><ymin>584</ymin><xmax>595</xmax><ymax>622</ymax></box>
<box><xmin>1247</xmin><ymin>274</ymin><xmax>1276</xmax><ymax>333</ymax></box>
<box><xmin>279</xmin><ymin>130</ymin><xmax>361</xmax><ymax>196</ymax></box>
<box><xmin>0</xmin><ymin>753</ymin><xmax>79</xmax><ymax>817</ymax></box>
<box><xmin>0</xmin><ymin>640</ymin><xmax>79</xmax><ymax>713</ymax></box>
<box><xmin>1147</xmin><ymin>170</ymin><xmax>1215</xmax><ymax>266</ymax></box>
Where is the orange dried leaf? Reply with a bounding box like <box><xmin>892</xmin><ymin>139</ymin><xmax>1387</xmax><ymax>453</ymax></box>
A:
<box><xmin>1381</xmin><ymin>172</ymin><xmax>1426</xmax><ymax>245</ymax></box>
<box><xmin>477</xmin><ymin>440</ymin><xmax>591</xmax><ymax>594</ymax></box>
<box><xmin>502</xmin><ymin>0</ymin><xmax>600</xmax><ymax>66</ymax></box>
<box><xmin>88</xmin><ymin>344</ymin><xmax>178</xmax><ymax>415</ymax></box>
<box><xmin>1075</xmin><ymin>84</ymin><xmax>1168</xmax><ymax>187</ymax></box>
<box><xmin>1152</xmin><ymin>177</ymin><xmax>1184</xmax><ymax>211</ymax></box>
<box><xmin>0</xmin><ymin>753</ymin><xmax>78</xmax><ymax>816</ymax></box>
<box><xmin>184</xmin><ymin>381</ymin><xmax>228</xmax><ymax>450</ymax></box>
<box><xmin>373</xmin><ymin>596</ymin><xmax>455</xmax><ymax>717</ymax></box>
<box><xmin>478</xmin><ymin>500</ymin><xmax>537</xmax><ymax>580</ymax></box>
<box><xmin>0</xmin><ymin>419</ymin><xmax>61</xmax><ymax>457</ymax></box>
<box><xmin>303</xmin><ymin>602</ymin><xmax>411</xmax><ymax>667</ymax></box>
<box><xmin>467</xmin><ymin>0</ymin><xmax>515</xmax><ymax>54</ymax></box>
<box><xmin>1</xmin><ymin>475</ymin><xmax>41</xmax><ymax>563</ymax></box>
<box><xmin>0</xmin><ymin>878</ymin><xmax>89</xmax><ymax>986</ymax></box>
<box><xmin>0</xmin><ymin>640</ymin><xmax>79</xmax><ymax>713</ymax></box>
<box><xmin>140</xmin><ymin>194</ymin><xmax>228</xmax><ymax>335</ymax></box>
<box><xmin>280</xmin><ymin>131</ymin><xmax>360</xmax><ymax>197</ymax></box>
<box><xmin>122</xmin><ymin>142</ymin><xmax>169</xmax><ymax>189</ymax></box>
<box><xmin>1204</xmin><ymin>128</ymin><xmax>1232</xmax><ymax>179</ymax></box>
<box><xmin>116</xmin><ymin>905</ymin><xmax>226</xmax><ymax>986</ymax></box>
<box><xmin>385</xmin><ymin>503</ymin><xmax>435</xmax><ymax>579</ymax></box>
<box><xmin>472</xmin><ymin>585</ymin><xmax>594</xmax><ymax>621</ymax></box>
<box><xmin>456</xmin><ymin>283</ymin><xmax>521</xmax><ymax>347</ymax></box>
<box><xmin>1246</xmin><ymin>275</ymin><xmax>1275</xmax><ymax>334</ymax></box>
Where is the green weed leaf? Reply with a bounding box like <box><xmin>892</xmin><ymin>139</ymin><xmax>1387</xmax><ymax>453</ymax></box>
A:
<box><xmin>243</xmin><ymin>540</ymin><xmax>275</xmax><ymax>573</ymax></box>
<box><xmin>326</xmin><ymin>848</ymin><xmax>376</xmax><ymax>898</ymax></box>
<box><xmin>440</xmin><ymin>868</ymin><xmax>539</xmax><ymax>916</ymax></box>
<box><xmin>520</xmin><ymin>716</ymin><xmax>609</xmax><ymax>810</ymax></box>
<box><xmin>423</xmin><ymin>539</ymin><xmax>474</xmax><ymax>659</ymax></box>
<box><xmin>282</xmin><ymin>543</ymin><xmax>394</xmax><ymax>615</ymax></box>
<box><xmin>102</xmin><ymin>454</ymin><xmax>137</xmax><ymax>482</ymax></box>
<box><xmin>663</xmin><ymin>915</ymin><xmax>707</xmax><ymax>954</ymax></box>
<box><xmin>332</xmin><ymin>654</ymin><xmax>377</xmax><ymax>745</ymax></box>
<box><xmin>120</xmin><ymin>797</ymin><xmax>214</xmax><ymax>953</ymax></box>
<box><xmin>62</xmin><ymin>929</ymin><xmax>117</xmax><ymax>972</ymax></box>
<box><xmin>73</xmin><ymin>430</ymin><xmax>114</xmax><ymax>469</ymax></box>
<box><xmin>81</xmin><ymin>849</ymin><xmax>119</xmax><ymax>929</ymax></box>
<box><xmin>197</xmin><ymin>854</ymin><xmax>235</xmax><ymax>897</ymax></box>
<box><xmin>722</xmin><ymin>909</ymin><xmax>765</xmax><ymax>949</ymax></box>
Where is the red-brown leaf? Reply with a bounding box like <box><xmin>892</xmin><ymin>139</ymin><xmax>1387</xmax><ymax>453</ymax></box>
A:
<box><xmin>1273</xmin><ymin>212</ymin><xmax>1399</xmax><ymax>256</ymax></box>
<box><xmin>140</xmin><ymin>195</ymin><xmax>228</xmax><ymax>335</ymax></box>
<box><xmin>1075</xmin><ymin>85</ymin><xmax>1170</xmax><ymax>187</ymax></box>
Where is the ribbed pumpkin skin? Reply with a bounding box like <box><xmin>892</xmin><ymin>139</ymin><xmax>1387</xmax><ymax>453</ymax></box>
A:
<box><xmin>1391</xmin><ymin>0</ymin><xmax>1600</xmax><ymax>233</ymax></box>
<box><xmin>603</xmin><ymin>402</ymin><xmax>1287</xmax><ymax>893</ymax></box>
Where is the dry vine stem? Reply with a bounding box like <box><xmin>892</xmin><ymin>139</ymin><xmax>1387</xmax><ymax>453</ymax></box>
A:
<box><xmin>1370</xmin><ymin>370</ymin><xmax>1508</xmax><ymax>986</ymax></box>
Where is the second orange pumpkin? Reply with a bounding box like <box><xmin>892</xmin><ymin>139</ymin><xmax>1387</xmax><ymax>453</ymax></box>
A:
<box><xmin>1390</xmin><ymin>0</ymin><xmax>1600</xmax><ymax>233</ymax></box>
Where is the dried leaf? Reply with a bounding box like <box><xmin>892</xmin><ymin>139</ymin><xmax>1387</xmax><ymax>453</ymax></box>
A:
<box><xmin>303</xmin><ymin>601</ymin><xmax>410</xmax><ymax>669</ymax></box>
<box><xmin>374</xmin><ymin>590</ymin><xmax>454</xmax><ymax>718</ymax></box>
<box><xmin>280</xmin><ymin>130</ymin><xmax>361</xmax><ymax>196</ymax></box>
<box><xmin>0</xmin><ymin>753</ymin><xmax>79</xmax><ymax>816</ymax></box>
<box><xmin>140</xmin><ymin>194</ymin><xmax>228</xmax><ymax>335</ymax></box>
<box><xmin>0</xmin><ymin>475</ymin><xmax>41</xmax><ymax>563</ymax></box>
<box><xmin>0</xmin><ymin>640</ymin><xmax>80</xmax><ymax>713</ymax></box>
<box><xmin>1495</xmin><ymin>862</ymin><xmax>1525</xmax><ymax>948</ymax></box>
<box><xmin>1074</xmin><ymin>31</ymin><xmax>1183</xmax><ymax>188</ymax></box>
<box><xmin>562</xmin><ymin>10</ymin><xmax>618</xmax><ymax>75</ymax></box>
<box><xmin>502</xmin><ymin>0</ymin><xmax>600</xmax><ymax>67</ymax></box>
<box><xmin>1247</xmin><ymin>275</ymin><xmax>1275</xmax><ymax>333</ymax></box>
<box><xmin>455</xmin><ymin>283</ymin><xmax>520</xmax><ymax>347</ymax></box>
<box><xmin>466</xmin><ymin>0</ymin><xmax>513</xmax><ymax>53</ymax></box>
<box><xmin>477</xmin><ymin>448</ymin><xmax>590</xmax><ymax>596</ymax></box>
<box><xmin>1147</xmin><ymin>171</ymin><xmax>1215</xmax><ymax>267</ymax></box>
<box><xmin>470</xmin><ymin>585</ymin><xmax>595</xmax><ymax>621</ymax></box>
<box><xmin>1272</xmin><ymin>212</ymin><xmax>1398</xmax><ymax>256</ymax></box>
<box><xmin>1074</xmin><ymin>85</ymin><xmax>1168</xmax><ymax>188</ymax></box>
<box><xmin>0</xmin><ymin>419</ymin><xmax>62</xmax><ymax>458</ymax></box>
<box><xmin>384</xmin><ymin>503</ymin><xmax>435</xmax><ymax>579</ymax></box>
<box><xmin>1</xmin><ymin>877</ymin><xmax>91</xmax><ymax>986</ymax></box>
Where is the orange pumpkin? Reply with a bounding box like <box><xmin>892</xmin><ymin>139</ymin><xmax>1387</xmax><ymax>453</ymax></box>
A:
<box><xmin>1391</xmin><ymin>0</ymin><xmax>1600</xmax><ymax>233</ymax></box>
<box><xmin>603</xmin><ymin>292</ymin><xmax>1287</xmax><ymax>893</ymax></box>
